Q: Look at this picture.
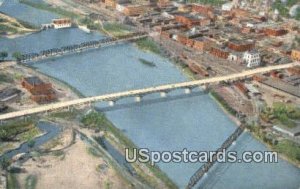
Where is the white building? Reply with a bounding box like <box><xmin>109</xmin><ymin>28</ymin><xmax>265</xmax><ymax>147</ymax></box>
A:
<box><xmin>243</xmin><ymin>50</ymin><xmax>261</xmax><ymax>68</ymax></box>
<box><xmin>52</xmin><ymin>18</ymin><xmax>72</xmax><ymax>29</ymax></box>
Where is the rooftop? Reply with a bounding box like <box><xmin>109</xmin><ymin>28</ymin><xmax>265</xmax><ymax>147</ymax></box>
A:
<box><xmin>23</xmin><ymin>76</ymin><xmax>45</xmax><ymax>86</ymax></box>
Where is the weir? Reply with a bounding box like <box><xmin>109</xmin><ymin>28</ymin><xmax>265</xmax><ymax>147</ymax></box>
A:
<box><xmin>186</xmin><ymin>125</ymin><xmax>245</xmax><ymax>189</ymax></box>
<box><xmin>19</xmin><ymin>32</ymin><xmax>148</xmax><ymax>63</ymax></box>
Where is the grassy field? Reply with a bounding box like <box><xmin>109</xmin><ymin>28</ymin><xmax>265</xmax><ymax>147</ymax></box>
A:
<box><xmin>0</xmin><ymin>13</ymin><xmax>36</xmax><ymax>36</ymax></box>
<box><xmin>0</xmin><ymin>120</ymin><xmax>36</xmax><ymax>141</ymax></box>
<box><xmin>19</xmin><ymin>0</ymin><xmax>79</xmax><ymax>19</ymax></box>
<box><xmin>261</xmin><ymin>102</ymin><xmax>300</xmax><ymax>128</ymax></box>
<box><xmin>7</xmin><ymin>173</ymin><xmax>20</xmax><ymax>189</ymax></box>
<box><xmin>273</xmin><ymin>139</ymin><xmax>300</xmax><ymax>164</ymax></box>
<box><xmin>135</xmin><ymin>38</ymin><xmax>161</xmax><ymax>55</ymax></box>
<box><xmin>25</xmin><ymin>175</ymin><xmax>37</xmax><ymax>189</ymax></box>
<box><xmin>0</xmin><ymin>73</ymin><xmax>13</xmax><ymax>83</ymax></box>
<box><xmin>186</xmin><ymin>0</ymin><xmax>225</xmax><ymax>6</ymax></box>
<box><xmin>102</xmin><ymin>22</ymin><xmax>131</xmax><ymax>37</ymax></box>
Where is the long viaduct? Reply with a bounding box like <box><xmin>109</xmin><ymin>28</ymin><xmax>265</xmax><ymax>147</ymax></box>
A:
<box><xmin>0</xmin><ymin>61</ymin><xmax>298</xmax><ymax>121</ymax></box>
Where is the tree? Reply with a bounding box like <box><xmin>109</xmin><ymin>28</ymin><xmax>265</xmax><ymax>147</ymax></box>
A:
<box><xmin>0</xmin><ymin>157</ymin><xmax>10</xmax><ymax>169</ymax></box>
<box><xmin>12</xmin><ymin>51</ymin><xmax>22</xmax><ymax>61</ymax></box>
<box><xmin>0</xmin><ymin>51</ymin><xmax>8</xmax><ymax>61</ymax></box>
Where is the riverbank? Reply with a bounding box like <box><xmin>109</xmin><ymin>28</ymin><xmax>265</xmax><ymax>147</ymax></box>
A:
<box><xmin>0</xmin><ymin>12</ymin><xmax>37</xmax><ymax>38</ymax></box>
<box><xmin>19</xmin><ymin>0</ymin><xmax>79</xmax><ymax>19</ymax></box>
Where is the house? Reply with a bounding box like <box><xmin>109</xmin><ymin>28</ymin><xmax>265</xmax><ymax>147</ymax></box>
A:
<box><xmin>243</xmin><ymin>50</ymin><xmax>261</xmax><ymax>68</ymax></box>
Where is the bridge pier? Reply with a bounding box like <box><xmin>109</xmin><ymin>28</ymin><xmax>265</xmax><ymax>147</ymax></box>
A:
<box><xmin>160</xmin><ymin>91</ymin><xmax>167</xmax><ymax>98</ymax></box>
<box><xmin>135</xmin><ymin>96</ymin><xmax>142</xmax><ymax>102</ymax></box>
<box><xmin>108</xmin><ymin>100</ymin><xmax>115</xmax><ymax>107</ymax></box>
<box><xmin>184</xmin><ymin>88</ymin><xmax>192</xmax><ymax>94</ymax></box>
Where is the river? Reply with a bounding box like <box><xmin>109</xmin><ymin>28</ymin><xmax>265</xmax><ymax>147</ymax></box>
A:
<box><xmin>0</xmin><ymin>1</ymin><xmax>299</xmax><ymax>188</ymax></box>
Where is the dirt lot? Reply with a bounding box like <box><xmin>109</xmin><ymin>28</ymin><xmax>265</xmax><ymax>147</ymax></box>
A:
<box><xmin>18</xmin><ymin>138</ymin><xmax>128</xmax><ymax>189</ymax></box>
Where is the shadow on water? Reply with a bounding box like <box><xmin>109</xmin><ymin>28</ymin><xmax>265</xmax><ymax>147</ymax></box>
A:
<box><xmin>96</xmin><ymin>90</ymin><xmax>208</xmax><ymax>112</ymax></box>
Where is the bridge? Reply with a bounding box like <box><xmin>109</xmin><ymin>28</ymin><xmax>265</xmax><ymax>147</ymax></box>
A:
<box><xmin>186</xmin><ymin>125</ymin><xmax>245</xmax><ymax>189</ymax></box>
<box><xmin>19</xmin><ymin>32</ymin><xmax>148</xmax><ymax>63</ymax></box>
<box><xmin>0</xmin><ymin>62</ymin><xmax>298</xmax><ymax>121</ymax></box>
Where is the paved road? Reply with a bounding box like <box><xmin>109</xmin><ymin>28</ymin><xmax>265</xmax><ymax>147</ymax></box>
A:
<box><xmin>0</xmin><ymin>62</ymin><xmax>299</xmax><ymax>121</ymax></box>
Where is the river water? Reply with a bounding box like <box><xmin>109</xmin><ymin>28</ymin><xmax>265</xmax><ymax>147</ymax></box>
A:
<box><xmin>0</xmin><ymin>1</ymin><xmax>299</xmax><ymax>188</ymax></box>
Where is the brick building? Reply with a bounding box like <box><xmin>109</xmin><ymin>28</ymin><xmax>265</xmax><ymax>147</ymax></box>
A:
<box><xmin>263</xmin><ymin>28</ymin><xmax>288</xmax><ymax>36</ymax></box>
<box><xmin>192</xmin><ymin>37</ymin><xmax>213</xmax><ymax>51</ymax></box>
<box><xmin>227</xmin><ymin>39</ymin><xmax>255</xmax><ymax>52</ymax></box>
<box><xmin>210</xmin><ymin>46</ymin><xmax>229</xmax><ymax>59</ymax></box>
<box><xmin>174</xmin><ymin>14</ymin><xmax>200</xmax><ymax>28</ymax></box>
<box><xmin>21</xmin><ymin>76</ymin><xmax>56</xmax><ymax>104</ymax></box>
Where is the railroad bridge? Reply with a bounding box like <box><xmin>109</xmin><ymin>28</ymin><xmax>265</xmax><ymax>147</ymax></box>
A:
<box><xmin>19</xmin><ymin>32</ymin><xmax>148</xmax><ymax>63</ymax></box>
<box><xmin>186</xmin><ymin>125</ymin><xmax>245</xmax><ymax>189</ymax></box>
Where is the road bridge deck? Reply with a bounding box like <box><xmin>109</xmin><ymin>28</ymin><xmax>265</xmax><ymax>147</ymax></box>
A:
<box><xmin>0</xmin><ymin>62</ymin><xmax>298</xmax><ymax>121</ymax></box>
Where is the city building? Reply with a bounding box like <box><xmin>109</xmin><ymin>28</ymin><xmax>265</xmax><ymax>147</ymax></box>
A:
<box><xmin>243</xmin><ymin>50</ymin><xmax>261</xmax><ymax>68</ymax></box>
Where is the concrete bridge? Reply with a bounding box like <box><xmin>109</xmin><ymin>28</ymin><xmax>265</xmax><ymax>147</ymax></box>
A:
<box><xmin>19</xmin><ymin>32</ymin><xmax>148</xmax><ymax>63</ymax></box>
<box><xmin>0</xmin><ymin>62</ymin><xmax>298</xmax><ymax>121</ymax></box>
